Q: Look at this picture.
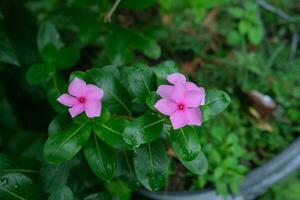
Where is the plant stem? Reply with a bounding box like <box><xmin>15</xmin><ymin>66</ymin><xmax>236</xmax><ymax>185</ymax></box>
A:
<box><xmin>104</xmin><ymin>0</ymin><xmax>122</xmax><ymax>23</ymax></box>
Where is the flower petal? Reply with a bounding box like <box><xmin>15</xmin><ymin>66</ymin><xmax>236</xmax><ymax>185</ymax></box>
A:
<box><xmin>185</xmin><ymin>83</ymin><xmax>205</xmax><ymax>105</ymax></box>
<box><xmin>85</xmin><ymin>99</ymin><xmax>102</xmax><ymax>118</ymax></box>
<box><xmin>170</xmin><ymin>111</ymin><xmax>187</xmax><ymax>129</ymax></box>
<box><xmin>185</xmin><ymin>108</ymin><xmax>202</xmax><ymax>126</ymax></box>
<box><xmin>154</xmin><ymin>99</ymin><xmax>177</xmax><ymax>116</ymax></box>
<box><xmin>86</xmin><ymin>84</ymin><xmax>104</xmax><ymax>99</ymax></box>
<box><xmin>68</xmin><ymin>77</ymin><xmax>86</xmax><ymax>98</ymax></box>
<box><xmin>167</xmin><ymin>73</ymin><xmax>186</xmax><ymax>84</ymax></box>
<box><xmin>68</xmin><ymin>104</ymin><xmax>85</xmax><ymax>118</ymax></box>
<box><xmin>185</xmin><ymin>82</ymin><xmax>198</xmax><ymax>91</ymax></box>
<box><xmin>57</xmin><ymin>94</ymin><xmax>78</xmax><ymax>107</ymax></box>
<box><xmin>157</xmin><ymin>85</ymin><xmax>173</xmax><ymax>99</ymax></box>
<box><xmin>184</xmin><ymin>90</ymin><xmax>205</xmax><ymax>107</ymax></box>
<box><xmin>170</xmin><ymin>83</ymin><xmax>186</xmax><ymax>103</ymax></box>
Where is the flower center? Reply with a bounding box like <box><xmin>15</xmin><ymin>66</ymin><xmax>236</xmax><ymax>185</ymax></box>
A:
<box><xmin>79</xmin><ymin>97</ymin><xmax>85</xmax><ymax>103</ymax></box>
<box><xmin>178</xmin><ymin>103</ymin><xmax>185</xmax><ymax>111</ymax></box>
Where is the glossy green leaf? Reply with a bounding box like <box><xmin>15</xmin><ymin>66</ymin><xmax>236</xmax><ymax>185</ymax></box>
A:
<box><xmin>123</xmin><ymin>115</ymin><xmax>164</xmax><ymax>147</ymax></box>
<box><xmin>180</xmin><ymin>151</ymin><xmax>208</xmax><ymax>175</ymax></box>
<box><xmin>48</xmin><ymin>185</ymin><xmax>73</xmax><ymax>200</ymax></box>
<box><xmin>0</xmin><ymin>154</ymin><xmax>40</xmax><ymax>177</ymax></box>
<box><xmin>37</xmin><ymin>21</ymin><xmax>63</xmax><ymax>52</ymax></box>
<box><xmin>26</xmin><ymin>63</ymin><xmax>54</xmax><ymax>84</ymax></box>
<box><xmin>94</xmin><ymin>118</ymin><xmax>130</xmax><ymax>149</ymax></box>
<box><xmin>134</xmin><ymin>140</ymin><xmax>169</xmax><ymax>191</ymax></box>
<box><xmin>40</xmin><ymin>159</ymin><xmax>79</xmax><ymax>194</ymax></box>
<box><xmin>88</xmin><ymin>66</ymin><xmax>132</xmax><ymax>115</ymax></box>
<box><xmin>201</xmin><ymin>89</ymin><xmax>231</xmax><ymax>123</ymax></box>
<box><xmin>83</xmin><ymin>134</ymin><xmax>117</xmax><ymax>182</ymax></box>
<box><xmin>105</xmin><ymin>180</ymin><xmax>131</xmax><ymax>200</ymax></box>
<box><xmin>44</xmin><ymin>118</ymin><xmax>92</xmax><ymax>163</ymax></box>
<box><xmin>124</xmin><ymin>64</ymin><xmax>157</xmax><ymax>102</ymax></box>
<box><xmin>167</xmin><ymin>126</ymin><xmax>201</xmax><ymax>161</ymax></box>
<box><xmin>115</xmin><ymin>151</ymin><xmax>137</xmax><ymax>189</ymax></box>
<box><xmin>0</xmin><ymin>173</ymin><xmax>43</xmax><ymax>200</ymax></box>
<box><xmin>152</xmin><ymin>61</ymin><xmax>179</xmax><ymax>85</ymax></box>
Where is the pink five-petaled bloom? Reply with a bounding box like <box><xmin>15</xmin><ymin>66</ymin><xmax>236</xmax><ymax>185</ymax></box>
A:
<box><xmin>57</xmin><ymin>77</ymin><xmax>104</xmax><ymax>118</ymax></box>
<box><xmin>154</xmin><ymin>73</ymin><xmax>205</xmax><ymax>129</ymax></box>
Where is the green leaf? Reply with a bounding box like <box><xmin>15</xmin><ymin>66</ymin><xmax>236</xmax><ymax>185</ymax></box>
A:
<box><xmin>167</xmin><ymin>127</ymin><xmax>201</xmax><ymax>161</ymax></box>
<box><xmin>26</xmin><ymin>63</ymin><xmax>54</xmax><ymax>84</ymax></box>
<box><xmin>145</xmin><ymin>92</ymin><xmax>159</xmax><ymax>111</ymax></box>
<box><xmin>131</xmin><ymin>31</ymin><xmax>161</xmax><ymax>59</ymax></box>
<box><xmin>124</xmin><ymin>64</ymin><xmax>157</xmax><ymax>102</ymax></box>
<box><xmin>227</xmin><ymin>7</ymin><xmax>244</xmax><ymax>18</ymax></box>
<box><xmin>69</xmin><ymin>71</ymin><xmax>89</xmax><ymax>82</ymax></box>
<box><xmin>134</xmin><ymin>141</ymin><xmax>169</xmax><ymax>191</ymax></box>
<box><xmin>87</xmin><ymin>66</ymin><xmax>132</xmax><ymax>115</ymax></box>
<box><xmin>0</xmin><ymin>173</ymin><xmax>43</xmax><ymax>200</ymax></box>
<box><xmin>226</xmin><ymin>30</ymin><xmax>243</xmax><ymax>46</ymax></box>
<box><xmin>248</xmin><ymin>27</ymin><xmax>263</xmax><ymax>45</ymax></box>
<box><xmin>152</xmin><ymin>61</ymin><xmax>179</xmax><ymax>85</ymax></box>
<box><xmin>180</xmin><ymin>151</ymin><xmax>208</xmax><ymax>175</ymax></box>
<box><xmin>56</xmin><ymin>47</ymin><xmax>80</xmax><ymax>70</ymax></box>
<box><xmin>41</xmin><ymin>44</ymin><xmax>59</xmax><ymax>65</ymax></box>
<box><xmin>105</xmin><ymin>180</ymin><xmax>131</xmax><ymax>200</ymax></box>
<box><xmin>158</xmin><ymin>0</ymin><xmax>172</xmax><ymax>10</ymax></box>
<box><xmin>94</xmin><ymin>118</ymin><xmax>130</xmax><ymax>150</ymax></box>
<box><xmin>123</xmin><ymin>115</ymin><xmax>164</xmax><ymax>147</ymax></box>
<box><xmin>83</xmin><ymin>134</ymin><xmax>117</xmax><ymax>182</ymax></box>
<box><xmin>201</xmin><ymin>89</ymin><xmax>231</xmax><ymax>123</ymax></box>
<box><xmin>0</xmin><ymin>154</ymin><xmax>40</xmax><ymax>177</ymax></box>
<box><xmin>238</xmin><ymin>20</ymin><xmax>251</xmax><ymax>35</ymax></box>
<box><xmin>44</xmin><ymin>118</ymin><xmax>92</xmax><ymax>163</ymax></box>
<box><xmin>115</xmin><ymin>151</ymin><xmax>137</xmax><ymax>189</ymax></box>
<box><xmin>106</xmin><ymin>33</ymin><xmax>133</xmax><ymax>66</ymax></box>
<box><xmin>37</xmin><ymin>21</ymin><xmax>63</xmax><ymax>53</ymax></box>
<box><xmin>40</xmin><ymin>159</ymin><xmax>79</xmax><ymax>194</ymax></box>
<box><xmin>48</xmin><ymin>185</ymin><xmax>73</xmax><ymax>200</ymax></box>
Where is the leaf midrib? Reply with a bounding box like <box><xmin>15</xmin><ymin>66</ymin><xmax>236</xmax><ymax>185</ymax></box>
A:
<box><xmin>100</xmin><ymin>124</ymin><xmax>122</xmax><ymax>135</ymax></box>
<box><xmin>141</xmin><ymin>119</ymin><xmax>164</xmax><ymax>131</ymax></box>
<box><xmin>49</xmin><ymin>122</ymin><xmax>89</xmax><ymax>159</ymax></box>
<box><xmin>94</xmin><ymin>133</ymin><xmax>106</xmax><ymax>176</ymax></box>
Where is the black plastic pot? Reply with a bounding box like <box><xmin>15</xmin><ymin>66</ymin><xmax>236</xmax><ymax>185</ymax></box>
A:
<box><xmin>137</xmin><ymin>137</ymin><xmax>300</xmax><ymax>200</ymax></box>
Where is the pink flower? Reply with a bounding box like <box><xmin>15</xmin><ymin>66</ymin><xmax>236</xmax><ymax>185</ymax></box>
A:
<box><xmin>154</xmin><ymin>73</ymin><xmax>205</xmax><ymax>129</ymax></box>
<box><xmin>57</xmin><ymin>77</ymin><xmax>104</xmax><ymax>118</ymax></box>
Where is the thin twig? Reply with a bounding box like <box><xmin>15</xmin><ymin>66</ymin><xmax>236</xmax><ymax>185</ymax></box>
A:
<box><xmin>257</xmin><ymin>0</ymin><xmax>293</xmax><ymax>22</ymax></box>
<box><xmin>289</xmin><ymin>27</ymin><xmax>298</xmax><ymax>61</ymax></box>
<box><xmin>104</xmin><ymin>0</ymin><xmax>122</xmax><ymax>23</ymax></box>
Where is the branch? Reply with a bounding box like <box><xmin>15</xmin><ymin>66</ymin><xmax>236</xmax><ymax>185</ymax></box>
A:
<box><xmin>257</xmin><ymin>0</ymin><xmax>294</xmax><ymax>22</ymax></box>
<box><xmin>104</xmin><ymin>0</ymin><xmax>122</xmax><ymax>23</ymax></box>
